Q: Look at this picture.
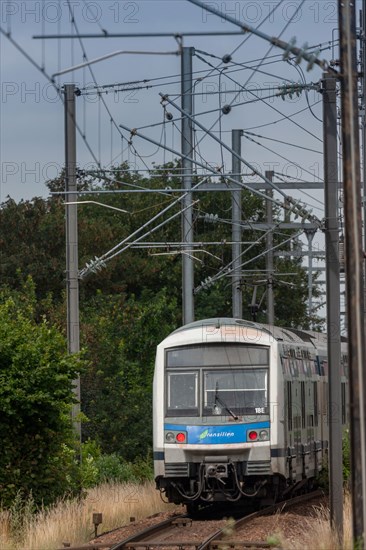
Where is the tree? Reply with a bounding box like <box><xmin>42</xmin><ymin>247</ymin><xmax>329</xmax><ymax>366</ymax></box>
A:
<box><xmin>0</xmin><ymin>163</ymin><xmax>323</xmax><ymax>463</ymax></box>
<box><xmin>81</xmin><ymin>288</ymin><xmax>178</xmax><ymax>459</ymax></box>
<box><xmin>0</xmin><ymin>281</ymin><xmax>83</xmax><ymax>507</ymax></box>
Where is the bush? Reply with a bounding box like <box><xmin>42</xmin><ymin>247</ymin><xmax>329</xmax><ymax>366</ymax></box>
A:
<box><xmin>78</xmin><ymin>441</ymin><xmax>154</xmax><ymax>488</ymax></box>
<box><xmin>94</xmin><ymin>454</ymin><xmax>137</xmax><ymax>484</ymax></box>
<box><xmin>0</xmin><ymin>287</ymin><xmax>84</xmax><ymax>508</ymax></box>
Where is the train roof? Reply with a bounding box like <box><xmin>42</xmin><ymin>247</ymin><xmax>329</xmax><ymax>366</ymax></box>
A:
<box><xmin>170</xmin><ymin>318</ymin><xmax>347</xmax><ymax>347</ymax></box>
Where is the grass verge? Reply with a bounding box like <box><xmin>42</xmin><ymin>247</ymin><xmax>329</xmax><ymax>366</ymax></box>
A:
<box><xmin>0</xmin><ymin>481</ymin><xmax>174</xmax><ymax>550</ymax></box>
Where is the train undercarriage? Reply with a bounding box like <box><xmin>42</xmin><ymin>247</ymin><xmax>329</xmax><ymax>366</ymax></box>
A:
<box><xmin>156</xmin><ymin>460</ymin><xmax>292</xmax><ymax>510</ymax></box>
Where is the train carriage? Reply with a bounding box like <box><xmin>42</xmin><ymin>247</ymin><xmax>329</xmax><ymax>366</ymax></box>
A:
<box><xmin>153</xmin><ymin>318</ymin><xmax>348</xmax><ymax>509</ymax></box>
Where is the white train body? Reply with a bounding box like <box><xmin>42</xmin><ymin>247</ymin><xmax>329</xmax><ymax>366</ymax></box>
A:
<box><xmin>153</xmin><ymin>318</ymin><xmax>348</xmax><ymax>507</ymax></box>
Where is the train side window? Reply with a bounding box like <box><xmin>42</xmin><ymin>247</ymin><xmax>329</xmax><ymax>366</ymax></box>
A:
<box><xmin>313</xmin><ymin>382</ymin><xmax>318</xmax><ymax>427</ymax></box>
<box><xmin>287</xmin><ymin>381</ymin><xmax>292</xmax><ymax>431</ymax></box>
<box><xmin>301</xmin><ymin>381</ymin><xmax>306</xmax><ymax>429</ymax></box>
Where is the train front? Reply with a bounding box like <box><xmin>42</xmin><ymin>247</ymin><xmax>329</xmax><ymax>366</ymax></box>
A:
<box><xmin>153</xmin><ymin>319</ymin><xmax>277</xmax><ymax>509</ymax></box>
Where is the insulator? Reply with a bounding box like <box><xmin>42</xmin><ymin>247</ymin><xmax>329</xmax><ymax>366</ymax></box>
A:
<box><xmin>222</xmin><ymin>54</ymin><xmax>232</xmax><ymax>64</ymax></box>
<box><xmin>204</xmin><ymin>213</ymin><xmax>218</xmax><ymax>222</ymax></box>
<box><xmin>222</xmin><ymin>105</ymin><xmax>231</xmax><ymax>115</ymax></box>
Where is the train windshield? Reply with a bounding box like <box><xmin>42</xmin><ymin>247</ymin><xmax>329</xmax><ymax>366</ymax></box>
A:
<box><xmin>167</xmin><ymin>371</ymin><xmax>199</xmax><ymax>416</ymax></box>
<box><xmin>166</xmin><ymin>344</ymin><xmax>269</xmax><ymax>417</ymax></box>
<box><xmin>203</xmin><ymin>369</ymin><xmax>268</xmax><ymax>416</ymax></box>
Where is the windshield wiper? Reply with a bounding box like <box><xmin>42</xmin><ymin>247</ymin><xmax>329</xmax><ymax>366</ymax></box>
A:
<box><xmin>215</xmin><ymin>382</ymin><xmax>238</xmax><ymax>420</ymax></box>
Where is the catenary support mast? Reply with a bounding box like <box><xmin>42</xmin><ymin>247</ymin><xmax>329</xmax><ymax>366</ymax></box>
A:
<box><xmin>338</xmin><ymin>0</ymin><xmax>366</xmax><ymax>542</ymax></box>
<box><xmin>181</xmin><ymin>47</ymin><xmax>195</xmax><ymax>324</ymax></box>
<box><xmin>232</xmin><ymin>130</ymin><xmax>243</xmax><ymax>319</ymax></box>
<box><xmin>64</xmin><ymin>84</ymin><xmax>81</xmax><ymax>442</ymax></box>
<box><xmin>265</xmin><ymin>171</ymin><xmax>274</xmax><ymax>326</ymax></box>
<box><xmin>322</xmin><ymin>73</ymin><xmax>343</xmax><ymax>537</ymax></box>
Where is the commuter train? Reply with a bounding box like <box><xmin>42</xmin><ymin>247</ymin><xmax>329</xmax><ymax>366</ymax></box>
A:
<box><xmin>153</xmin><ymin>318</ymin><xmax>348</xmax><ymax>510</ymax></box>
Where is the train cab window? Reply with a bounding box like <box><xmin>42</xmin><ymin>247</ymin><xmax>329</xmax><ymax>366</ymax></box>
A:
<box><xmin>203</xmin><ymin>369</ymin><xmax>268</xmax><ymax>415</ymax></box>
<box><xmin>166</xmin><ymin>345</ymin><xmax>268</xmax><ymax>367</ymax></box>
<box><xmin>166</xmin><ymin>371</ymin><xmax>199</xmax><ymax>417</ymax></box>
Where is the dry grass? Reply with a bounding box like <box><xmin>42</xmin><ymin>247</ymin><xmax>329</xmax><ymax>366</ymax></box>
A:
<box><xmin>0</xmin><ymin>509</ymin><xmax>12</xmax><ymax>550</ymax></box>
<box><xmin>273</xmin><ymin>492</ymin><xmax>353</xmax><ymax>550</ymax></box>
<box><xmin>0</xmin><ymin>488</ymin><xmax>358</xmax><ymax>550</ymax></box>
<box><xmin>0</xmin><ymin>481</ymin><xmax>174</xmax><ymax>550</ymax></box>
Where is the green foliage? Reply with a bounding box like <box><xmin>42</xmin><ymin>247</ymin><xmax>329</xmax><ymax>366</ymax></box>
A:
<box><xmin>79</xmin><ymin>443</ymin><xmax>153</xmax><ymax>488</ymax></box>
<box><xmin>80</xmin><ymin>289</ymin><xmax>178</xmax><ymax>459</ymax></box>
<box><xmin>0</xmin><ymin>282</ymin><xmax>84</xmax><ymax>507</ymax></box>
<box><xmin>131</xmin><ymin>453</ymin><xmax>154</xmax><ymax>482</ymax></box>
<box><xmin>266</xmin><ymin>534</ymin><xmax>282</xmax><ymax>547</ymax></box>
<box><xmin>0</xmin><ymin>164</ymin><xmax>318</xmax><ymax>327</ymax></box>
<box><xmin>93</xmin><ymin>454</ymin><xmax>138</xmax><ymax>484</ymax></box>
<box><xmin>0</xmin><ymin>162</ymin><xmax>322</xmax><ymax>477</ymax></box>
<box><xmin>342</xmin><ymin>429</ymin><xmax>351</xmax><ymax>481</ymax></box>
<box><xmin>317</xmin><ymin>430</ymin><xmax>351</xmax><ymax>490</ymax></box>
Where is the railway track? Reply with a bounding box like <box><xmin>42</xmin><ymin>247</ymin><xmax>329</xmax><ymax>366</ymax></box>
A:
<box><xmin>199</xmin><ymin>490</ymin><xmax>324</xmax><ymax>549</ymax></box>
<box><xmin>58</xmin><ymin>490</ymin><xmax>323</xmax><ymax>550</ymax></box>
<box><xmin>109</xmin><ymin>490</ymin><xmax>323</xmax><ymax>549</ymax></box>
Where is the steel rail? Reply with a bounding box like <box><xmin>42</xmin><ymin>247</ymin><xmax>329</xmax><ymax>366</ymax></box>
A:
<box><xmin>109</xmin><ymin>514</ymin><xmax>188</xmax><ymax>549</ymax></box>
<box><xmin>198</xmin><ymin>490</ymin><xmax>324</xmax><ymax>549</ymax></box>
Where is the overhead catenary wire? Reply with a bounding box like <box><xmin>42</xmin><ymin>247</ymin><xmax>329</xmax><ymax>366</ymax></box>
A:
<box><xmin>7</xmin><ymin>8</ymin><xmax>326</xmax><ymax>239</ymax></box>
<box><xmin>194</xmin><ymin>229</ymin><xmax>305</xmax><ymax>293</ymax></box>
<box><xmin>274</xmin><ymin>173</ymin><xmax>324</xmax><ymax>213</ymax></box>
<box><xmin>241</xmin><ymin>132</ymin><xmax>323</xmax><ymax>181</ymax></box>
<box><xmin>64</xmin><ymin>0</ymin><xmax>129</xmax><ymax>168</ymax></box>
<box><xmin>71</xmin><ymin>37</ymin><xmax>339</xmax><ymax>94</ymax></box>
<box><xmin>187</xmin><ymin>0</ymin><xmax>333</xmax><ymax>73</ymax></box>
<box><xmin>287</xmin><ymin>57</ymin><xmax>323</xmax><ymax>123</ymax></box>
<box><xmin>77</xmin><ymin>39</ymin><xmax>335</xmax><ymax>96</ymax></box>
<box><xmin>52</xmin><ymin>49</ymin><xmax>180</xmax><ymax>78</ymax></box>
<box><xmin>195</xmin><ymin>50</ymin><xmax>323</xmax><ymax>143</ymax></box>
<box><xmin>195</xmin><ymin>47</ymin><xmax>297</xmax><ymax>83</ymax></box>
<box><xmin>120</xmin><ymin>121</ymin><xmax>321</xmax><ymax>226</ymax></box>
<box><xmin>160</xmin><ymin>93</ymin><xmax>322</xmax><ymax>220</ymax></box>
<box><xmin>188</xmin><ymin>0</ymin><xmax>311</xmax><ymax>160</ymax></box>
<box><xmin>80</xmin><ymin>199</ymin><xmax>200</xmax><ymax>278</ymax></box>
<box><xmin>0</xmin><ymin>25</ymin><xmax>100</xmax><ymax>166</ymax></box>
<box><xmin>84</xmin><ymin>170</ymin><xmax>173</xmax><ymax>197</ymax></box>
<box><xmin>245</xmin><ymin>99</ymin><xmax>323</xmax><ymax>131</ymax></box>
<box><xmin>176</xmin><ymin>0</ymin><xmax>288</xmax><ymax>107</ymax></box>
<box><xmin>242</xmin><ymin>131</ymin><xmax>322</xmax><ymax>155</ymax></box>
<box><xmin>79</xmin><ymin>179</ymin><xmax>210</xmax><ymax>278</ymax></box>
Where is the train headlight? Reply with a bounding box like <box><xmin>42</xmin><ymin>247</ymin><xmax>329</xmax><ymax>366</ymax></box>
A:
<box><xmin>164</xmin><ymin>430</ymin><xmax>187</xmax><ymax>443</ymax></box>
<box><xmin>248</xmin><ymin>430</ymin><xmax>258</xmax><ymax>441</ymax></box>
<box><xmin>259</xmin><ymin>429</ymin><xmax>269</xmax><ymax>441</ymax></box>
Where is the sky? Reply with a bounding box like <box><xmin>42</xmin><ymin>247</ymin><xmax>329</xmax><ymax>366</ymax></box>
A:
<box><xmin>0</xmin><ymin>0</ymin><xmax>343</xmax><ymax>201</ymax></box>
<box><xmin>0</xmin><ymin>0</ymin><xmax>353</xmax><ymax>322</ymax></box>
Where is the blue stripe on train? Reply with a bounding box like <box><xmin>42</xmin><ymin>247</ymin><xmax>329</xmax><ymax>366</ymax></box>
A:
<box><xmin>153</xmin><ymin>451</ymin><xmax>165</xmax><ymax>460</ymax></box>
<box><xmin>164</xmin><ymin>422</ymin><xmax>270</xmax><ymax>444</ymax></box>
